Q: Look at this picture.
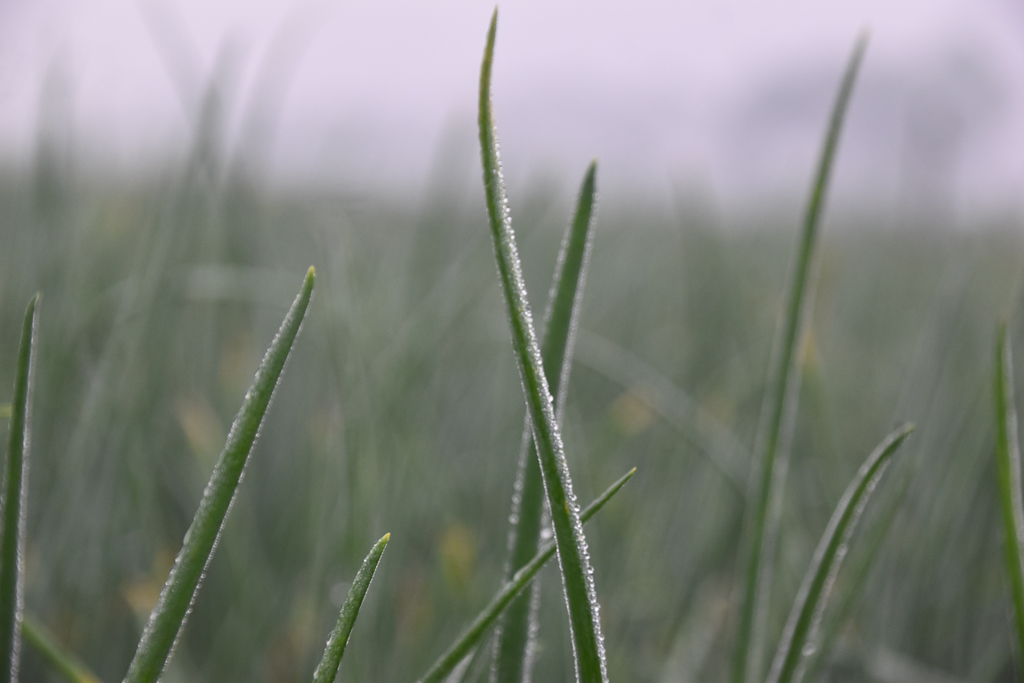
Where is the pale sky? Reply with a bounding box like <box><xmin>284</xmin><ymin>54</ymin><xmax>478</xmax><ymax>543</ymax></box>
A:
<box><xmin>1</xmin><ymin>0</ymin><xmax>1022</xmax><ymax>212</ymax></box>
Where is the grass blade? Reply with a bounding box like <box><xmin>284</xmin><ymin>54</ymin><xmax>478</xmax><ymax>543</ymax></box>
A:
<box><xmin>0</xmin><ymin>405</ymin><xmax>9</xmax><ymax>419</ymax></box>
<box><xmin>311</xmin><ymin>533</ymin><xmax>390</xmax><ymax>683</ymax></box>
<box><xmin>732</xmin><ymin>32</ymin><xmax>867</xmax><ymax>683</ymax></box>
<box><xmin>123</xmin><ymin>267</ymin><xmax>315</xmax><ymax>683</ymax></box>
<box><xmin>478</xmin><ymin>11</ymin><xmax>607</xmax><ymax>683</ymax></box>
<box><xmin>995</xmin><ymin>325</ymin><xmax>1024</xmax><ymax>658</ymax></box>
<box><xmin>418</xmin><ymin>468</ymin><xmax>636</xmax><ymax>683</ymax></box>
<box><xmin>22</xmin><ymin>614</ymin><xmax>102</xmax><ymax>683</ymax></box>
<box><xmin>0</xmin><ymin>295</ymin><xmax>38</xmax><ymax>683</ymax></box>
<box><xmin>493</xmin><ymin>162</ymin><xmax>598</xmax><ymax>683</ymax></box>
<box><xmin>766</xmin><ymin>423</ymin><xmax>913</xmax><ymax>683</ymax></box>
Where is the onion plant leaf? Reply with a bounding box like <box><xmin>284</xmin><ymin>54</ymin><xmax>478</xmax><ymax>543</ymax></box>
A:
<box><xmin>22</xmin><ymin>613</ymin><xmax>102</xmax><ymax>683</ymax></box>
<box><xmin>311</xmin><ymin>533</ymin><xmax>390</xmax><ymax>683</ymax></box>
<box><xmin>733</xmin><ymin>32</ymin><xmax>867</xmax><ymax>683</ymax></box>
<box><xmin>766</xmin><ymin>423</ymin><xmax>913</xmax><ymax>683</ymax></box>
<box><xmin>418</xmin><ymin>468</ymin><xmax>635</xmax><ymax>683</ymax></box>
<box><xmin>493</xmin><ymin>161</ymin><xmax>598</xmax><ymax>683</ymax></box>
<box><xmin>0</xmin><ymin>295</ymin><xmax>38</xmax><ymax>683</ymax></box>
<box><xmin>995</xmin><ymin>325</ymin><xmax>1024</xmax><ymax>659</ymax></box>
<box><xmin>478</xmin><ymin>10</ymin><xmax>607</xmax><ymax>683</ymax></box>
<box><xmin>123</xmin><ymin>267</ymin><xmax>315</xmax><ymax>683</ymax></box>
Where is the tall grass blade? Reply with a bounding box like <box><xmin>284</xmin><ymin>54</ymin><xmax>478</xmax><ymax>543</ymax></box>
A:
<box><xmin>22</xmin><ymin>614</ymin><xmax>102</xmax><ymax>683</ymax></box>
<box><xmin>732</xmin><ymin>32</ymin><xmax>867</xmax><ymax>683</ymax></box>
<box><xmin>122</xmin><ymin>267</ymin><xmax>315</xmax><ymax>683</ymax></box>
<box><xmin>418</xmin><ymin>468</ymin><xmax>635</xmax><ymax>683</ymax></box>
<box><xmin>0</xmin><ymin>295</ymin><xmax>38</xmax><ymax>683</ymax></box>
<box><xmin>493</xmin><ymin>161</ymin><xmax>598</xmax><ymax>683</ymax></box>
<box><xmin>311</xmin><ymin>533</ymin><xmax>390</xmax><ymax>683</ymax></box>
<box><xmin>478</xmin><ymin>11</ymin><xmax>607</xmax><ymax>683</ymax></box>
<box><xmin>994</xmin><ymin>325</ymin><xmax>1024</xmax><ymax>659</ymax></box>
<box><xmin>766</xmin><ymin>423</ymin><xmax>913</xmax><ymax>683</ymax></box>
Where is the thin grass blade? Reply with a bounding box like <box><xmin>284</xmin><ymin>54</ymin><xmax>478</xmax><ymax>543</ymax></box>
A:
<box><xmin>478</xmin><ymin>11</ymin><xmax>607</xmax><ymax>683</ymax></box>
<box><xmin>732</xmin><ymin>33</ymin><xmax>867</xmax><ymax>683</ymax></box>
<box><xmin>22</xmin><ymin>614</ymin><xmax>102</xmax><ymax>683</ymax></box>
<box><xmin>0</xmin><ymin>295</ymin><xmax>38</xmax><ymax>683</ymax></box>
<box><xmin>418</xmin><ymin>468</ymin><xmax>635</xmax><ymax>683</ymax></box>
<box><xmin>766</xmin><ymin>423</ymin><xmax>913</xmax><ymax>683</ymax></box>
<box><xmin>995</xmin><ymin>325</ymin><xmax>1024</xmax><ymax>658</ymax></box>
<box><xmin>493</xmin><ymin>161</ymin><xmax>598</xmax><ymax>683</ymax></box>
<box><xmin>801</xmin><ymin>468</ymin><xmax>913</xmax><ymax>683</ymax></box>
<box><xmin>123</xmin><ymin>267</ymin><xmax>315</xmax><ymax>683</ymax></box>
<box><xmin>311</xmin><ymin>533</ymin><xmax>389</xmax><ymax>683</ymax></box>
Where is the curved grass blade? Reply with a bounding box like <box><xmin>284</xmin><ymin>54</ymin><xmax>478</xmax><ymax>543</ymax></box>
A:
<box><xmin>22</xmin><ymin>614</ymin><xmax>102</xmax><ymax>683</ymax></box>
<box><xmin>123</xmin><ymin>267</ymin><xmax>315</xmax><ymax>683</ymax></box>
<box><xmin>801</xmin><ymin>468</ymin><xmax>913</xmax><ymax>683</ymax></box>
<box><xmin>478</xmin><ymin>11</ymin><xmax>606</xmax><ymax>683</ymax></box>
<box><xmin>493</xmin><ymin>161</ymin><xmax>598</xmax><ymax>683</ymax></box>
<box><xmin>766</xmin><ymin>423</ymin><xmax>913</xmax><ymax>683</ymax></box>
<box><xmin>0</xmin><ymin>295</ymin><xmax>38</xmax><ymax>683</ymax></box>
<box><xmin>994</xmin><ymin>325</ymin><xmax>1024</xmax><ymax>658</ymax></box>
<box><xmin>311</xmin><ymin>533</ymin><xmax>389</xmax><ymax>683</ymax></box>
<box><xmin>732</xmin><ymin>32</ymin><xmax>867</xmax><ymax>683</ymax></box>
<box><xmin>418</xmin><ymin>468</ymin><xmax>636</xmax><ymax>683</ymax></box>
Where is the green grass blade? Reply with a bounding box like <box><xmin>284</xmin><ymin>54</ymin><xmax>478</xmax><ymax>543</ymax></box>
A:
<box><xmin>123</xmin><ymin>267</ymin><xmax>315</xmax><ymax>683</ymax></box>
<box><xmin>493</xmin><ymin>162</ymin><xmax>598</xmax><ymax>683</ymax></box>
<box><xmin>311</xmin><ymin>533</ymin><xmax>390</xmax><ymax>683</ymax></box>
<box><xmin>478</xmin><ymin>11</ymin><xmax>607</xmax><ymax>683</ymax></box>
<box><xmin>418</xmin><ymin>468</ymin><xmax>636</xmax><ymax>683</ymax></box>
<box><xmin>0</xmin><ymin>295</ymin><xmax>38</xmax><ymax>683</ymax></box>
<box><xmin>732</xmin><ymin>32</ymin><xmax>867</xmax><ymax>683</ymax></box>
<box><xmin>995</xmin><ymin>325</ymin><xmax>1024</xmax><ymax>658</ymax></box>
<box><xmin>22</xmin><ymin>614</ymin><xmax>102</xmax><ymax>683</ymax></box>
<box><xmin>766</xmin><ymin>423</ymin><xmax>913</xmax><ymax>683</ymax></box>
<box><xmin>801</xmin><ymin>468</ymin><xmax>913</xmax><ymax>683</ymax></box>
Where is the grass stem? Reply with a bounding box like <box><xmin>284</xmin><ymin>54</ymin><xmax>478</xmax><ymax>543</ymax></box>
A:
<box><xmin>122</xmin><ymin>268</ymin><xmax>314</xmax><ymax>683</ymax></box>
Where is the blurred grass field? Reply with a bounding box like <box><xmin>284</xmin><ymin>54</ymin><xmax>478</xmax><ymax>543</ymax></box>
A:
<box><xmin>1</xmin><ymin>121</ymin><xmax>1024</xmax><ymax>682</ymax></box>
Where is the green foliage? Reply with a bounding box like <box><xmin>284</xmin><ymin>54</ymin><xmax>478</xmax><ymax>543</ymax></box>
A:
<box><xmin>311</xmin><ymin>533</ymin><xmax>390</xmax><ymax>683</ymax></box>
<box><xmin>123</xmin><ymin>269</ymin><xmax>314</xmax><ymax>683</ymax></box>
<box><xmin>478</xmin><ymin>10</ymin><xmax>607</xmax><ymax>682</ymax></box>
<box><xmin>766</xmin><ymin>424</ymin><xmax>913</xmax><ymax>683</ymax></box>
<box><xmin>20</xmin><ymin>616</ymin><xmax>100</xmax><ymax>683</ymax></box>
<box><xmin>2</xmin><ymin>11</ymin><xmax>1023</xmax><ymax>683</ymax></box>
<box><xmin>417</xmin><ymin>468</ymin><xmax>634</xmax><ymax>683</ymax></box>
<box><xmin>0</xmin><ymin>296</ymin><xmax>38</xmax><ymax>683</ymax></box>
<box><xmin>493</xmin><ymin>161</ymin><xmax>598</xmax><ymax>683</ymax></box>
<box><xmin>733</xmin><ymin>32</ymin><xmax>867</xmax><ymax>683</ymax></box>
<box><xmin>994</xmin><ymin>326</ymin><xmax>1024</xmax><ymax>659</ymax></box>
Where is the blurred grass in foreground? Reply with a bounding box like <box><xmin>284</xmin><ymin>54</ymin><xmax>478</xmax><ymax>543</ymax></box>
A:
<box><xmin>1</xmin><ymin>138</ymin><xmax>1023</xmax><ymax>681</ymax></box>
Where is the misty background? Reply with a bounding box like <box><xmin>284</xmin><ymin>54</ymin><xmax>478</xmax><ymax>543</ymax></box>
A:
<box><xmin>1</xmin><ymin>0</ymin><xmax>1023</xmax><ymax>216</ymax></box>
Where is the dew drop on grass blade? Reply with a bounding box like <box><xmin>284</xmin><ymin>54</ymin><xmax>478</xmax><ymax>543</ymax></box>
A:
<box><xmin>732</xmin><ymin>32</ymin><xmax>867</xmax><ymax>683</ymax></box>
<box><xmin>493</xmin><ymin>161</ymin><xmax>598</xmax><ymax>683</ymax></box>
<box><xmin>21</xmin><ymin>613</ymin><xmax>102</xmax><ymax>683</ymax></box>
<box><xmin>994</xmin><ymin>325</ymin><xmax>1024</xmax><ymax>659</ymax></box>
<box><xmin>417</xmin><ymin>469</ymin><xmax>635</xmax><ymax>683</ymax></box>
<box><xmin>311</xmin><ymin>533</ymin><xmax>389</xmax><ymax>683</ymax></box>
<box><xmin>123</xmin><ymin>267</ymin><xmax>315</xmax><ymax>683</ymax></box>
<box><xmin>766</xmin><ymin>423</ymin><xmax>913</xmax><ymax>683</ymax></box>
<box><xmin>0</xmin><ymin>295</ymin><xmax>38</xmax><ymax>683</ymax></box>
<box><xmin>478</xmin><ymin>11</ymin><xmax>607</xmax><ymax>682</ymax></box>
